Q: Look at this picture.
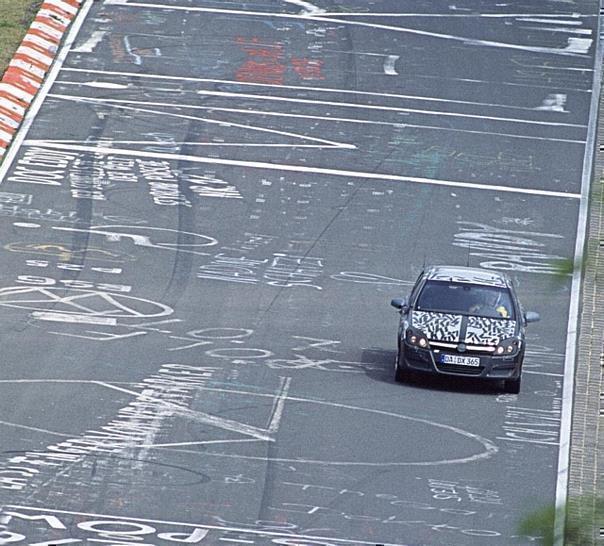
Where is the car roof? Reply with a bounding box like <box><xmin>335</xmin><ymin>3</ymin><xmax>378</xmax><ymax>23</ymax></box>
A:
<box><xmin>424</xmin><ymin>266</ymin><xmax>510</xmax><ymax>288</ymax></box>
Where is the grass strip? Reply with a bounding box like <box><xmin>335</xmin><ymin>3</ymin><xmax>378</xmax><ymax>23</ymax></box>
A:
<box><xmin>0</xmin><ymin>0</ymin><xmax>43</xmax><ymax>78</ymax></box>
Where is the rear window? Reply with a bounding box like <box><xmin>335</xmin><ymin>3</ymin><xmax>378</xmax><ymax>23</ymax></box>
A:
<box><xmin>416</xmin><ymin>281</ymin><xmax>515</xmax><ymax>319</ymax></box>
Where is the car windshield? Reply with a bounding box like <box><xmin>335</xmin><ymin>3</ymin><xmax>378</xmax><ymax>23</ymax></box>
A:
<box><xmin>416</xmin><ymin>280</ymin><xmax>515</xmax><ymax>320</ymax></box>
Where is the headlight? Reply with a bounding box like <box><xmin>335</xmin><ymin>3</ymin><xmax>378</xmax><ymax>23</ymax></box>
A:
<box><xmin>495</xmin><ymin>338</ymin><xmax>521</xmax><ymax>356</ymax></box>
<box><xmin>405</xmin><ymin>328</ymin><xmax>430</xmax><ymax>349</ymax></box>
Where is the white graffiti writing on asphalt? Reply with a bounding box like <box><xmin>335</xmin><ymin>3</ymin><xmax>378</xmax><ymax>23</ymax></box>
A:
<box><xmin>13</xmin><ymin>223</ymin><xmax>218</xmax><ymax>257</ymax></box>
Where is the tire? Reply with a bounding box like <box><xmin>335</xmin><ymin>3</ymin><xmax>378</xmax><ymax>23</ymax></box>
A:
<box><xmin>504</xmin><ymin>376</ymin><xmax>521</xmax><ymax>394</ymax></box>
<box><xmin>394</xmin><ymin>357</ymin><xmax>407</xmax><ymax>383</ymax></box>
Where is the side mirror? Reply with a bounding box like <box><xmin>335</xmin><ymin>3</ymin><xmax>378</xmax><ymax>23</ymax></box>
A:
<box><xmin>524</xmin><ymin>311</ymin><xmax>540</xmax><ymax>324</ymax></box>
<box><xmin>391</xmin><ymin>297</ymin><xmax>408</xmax><ymax>312</ymax></box>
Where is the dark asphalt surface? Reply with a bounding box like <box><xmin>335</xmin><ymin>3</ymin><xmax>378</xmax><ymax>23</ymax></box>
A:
<box><xmin>0</xmin><ymin>1</ymin><xmax>600</xmax><ymax>544</ymax></box>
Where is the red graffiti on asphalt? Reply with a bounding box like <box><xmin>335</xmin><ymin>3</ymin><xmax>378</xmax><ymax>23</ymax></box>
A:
<box><xmin>235</xmin><ymin>37</ymin><xmax>324</xmax><ymax>84</ymax></box>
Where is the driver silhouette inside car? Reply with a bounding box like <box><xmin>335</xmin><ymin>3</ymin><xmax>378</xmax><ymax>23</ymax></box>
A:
<box><xmin>468</xmin><ymin>291</ymin><xmax>510</xmax><ymax>318</ymax></box>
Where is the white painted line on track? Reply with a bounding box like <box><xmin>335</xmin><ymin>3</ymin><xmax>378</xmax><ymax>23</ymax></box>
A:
<box><xmin>101</xmin><ymin>1</ymin><xmax>593</xmax><ymax>57</ymax></box>
<box><xmin>0</xmin><ymin>379</ymin><xmax>114</xmax><ymax>384</ymax></box>
<box><xmin>32</xmin><ymin>312</ymin><xmax>118</xmax><ymax>325</ymax></box>
<box><xmin>267</xmin><ymin>377</ymin><xmax>291</xmax><ymax>433</ymax></box>
<box><xmin>191</xmin><ymin>89</ymin><xmax>584</xmax><ymax>127</ymax></box>
<box><xmin>47</xmin><ymin>91</ymin><xmax>588</xmax><ymax>142</ymax></box>
<box><xmin>283</xmin><ymin>0</ymin><xmax>326</xmax><ymax>16</ymax></box>
<box><xmin>75</xmin><ymin>80</ymin><xmax>131</xmax><ymax>89</ymax></box>
<box><xmin>137</xmin><ymin>438</ymin><xmax>261</xmax><ymax>448</ymax></box>
<box><xmin>522</xmin><ymin>26</ymin><xmax>593</xmax><ymax>35</ymax></box>
<box><xmin>37</xmin><ymin>112</ymin><xmax>586</xmax><ymax>144</ymax></box>
<box><xmin>517</xmin><ymin>17</ymin><xmax>584</xmax><ymax>25</ymax></box>
<box><xmin>23</xmin><ymin>140</ymin><xmax>583</xmax><ymax>199</ymax></box>
<box><xmin>510</xmin><ymin>62</ymin><xmax>593</xmax><ymax>72</ymax></box>
<box><xmin>49</xmin><ymin>89</ymin><xmax>585</xmax><ymax>129</ymax></box>
<box><xmin>0</xmin><ymin>0</ymin><xmax>94</xmax><ymax>184</ymax></box>
<box><xmin>0</xmin><ymin>419</ymin><xmax>71</xmax><ymax>438</ymax></box>
<box><xmin>36</xmin><ymin>140</ymin><xmax>340</xmax><ymax>148</ymax></box>
<box><xmin>52</xmin><ymin>329</ymin><xmax>147</xmax><ymax>341</ymax></box>
<box><xmin>311</xmin><ymin>12</ymin><xmax>589</xmax><ymax>19</ymax></box>
<box><xmin>61</xmin><ymin>67</ymin><xmax>591</xmax><ymax>105</ymax></box>
<box><xmin>98</xmin><ymin>381</ymin><xmax>275</xmax><ymax>442</ymax></box>
<box><xmin>48</xmin><ymin>93</ymin><xmax>356</xmax><ymax>150</ymax></box>
<box><xmin>60</xmin><ymin>80</ymin><xmax>530</xmax><ymax>117</ymax></box>
<box><xmin>417</xmin><ymin>73</ymin><xmax>591</xmax><ymax>92</ymax></box>
<box><xmin>46</xmin><ymin>94</ymin><xmax>355</xmax><ymax>149</ymax></box>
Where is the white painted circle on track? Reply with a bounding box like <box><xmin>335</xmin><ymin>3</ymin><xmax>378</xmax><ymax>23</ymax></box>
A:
<box><xmin>0</xmin><ymin>380</ymin><xmax>497</xmax><ymax>467</ymax></box>
<box><xmin>205</xmin><ymin>348</ymin><xmax>273</xmax><ymax>359</ymax></box>
<box><xmin>196</xmin><ymin>395</ymin><xmax>499</xmax><ymax>466</ymax></box>
<box><xmin>188</xmin><ymin>327</ymin><xmax>254</xmax><ymax>339</ymax></box>
<box><xmin>0</xmin><ymin>287</ymin><xmax>174</xmax><ymax>318</ymax></box>
<box><xmin>95</xmin><ymin>225</ymin><xmax>218</xmax><ymax>249</ymax></box>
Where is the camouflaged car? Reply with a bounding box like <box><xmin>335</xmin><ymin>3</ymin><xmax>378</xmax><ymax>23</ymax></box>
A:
<box><xmin>390</xmin><ymin>266</ymin><xmax>540</xmax><ymax>393</ymax></box>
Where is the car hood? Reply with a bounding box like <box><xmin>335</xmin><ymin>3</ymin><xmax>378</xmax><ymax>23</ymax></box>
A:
<box><xmin>411</xmin><ymin>310</ymin><xmax>516</xmax><ymax>345</ymax></box>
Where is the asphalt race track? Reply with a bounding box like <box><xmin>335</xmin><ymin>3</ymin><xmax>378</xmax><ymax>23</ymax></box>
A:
<box><xmin>0</xmin><ymin>1</ymin><xmax>600</xmax><ymax>544</ymax></box>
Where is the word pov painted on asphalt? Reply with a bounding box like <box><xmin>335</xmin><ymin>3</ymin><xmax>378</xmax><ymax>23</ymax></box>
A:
<box><xmin>7</xmin><ymin>146</ymin><xmax>244</xmax><ymax>205</ymax></box>
<box><xmin>0</xmin><ymin>505</ymin><xmax>409</xmax><ymax>545</ymax></box>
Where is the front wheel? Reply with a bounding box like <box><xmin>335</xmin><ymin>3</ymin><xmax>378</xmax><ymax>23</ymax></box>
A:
<box><xmin>394</xmin><ymin>356</ymin><xmax>407</xmax><ymax>383</ymax></box>
<box><xmin>503</xmin><ymin>376</ymin><xmax>521</xmax><ymax>394</ymax></box>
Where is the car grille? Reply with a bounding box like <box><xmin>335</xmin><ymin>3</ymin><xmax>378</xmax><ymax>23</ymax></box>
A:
<box><xmin>431</xmin><ymin>341</ymin><xmax>495</xmax><ymax>356</ymax></box>
<box><xmin>435</xmin><ymin>363</ymin><xmax>484</xmax><ymax>376</ymax></box>
<box><xmin>461</xmin><ymin>347</ymin><xmax>494</xmax><ymax>355</ymax></box>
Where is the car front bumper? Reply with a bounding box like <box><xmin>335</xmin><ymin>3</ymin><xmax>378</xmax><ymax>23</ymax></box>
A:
<box><xmin>398</xmin><ymin>342</ymin><xmax>522</xmax><ymax>380</ymax></box>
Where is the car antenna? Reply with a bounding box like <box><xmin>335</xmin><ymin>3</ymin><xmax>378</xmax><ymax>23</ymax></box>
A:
<box><xmin>466</xmin><ymin>240</ymin><xmax>471</xmax><ymax>267</ymax></box>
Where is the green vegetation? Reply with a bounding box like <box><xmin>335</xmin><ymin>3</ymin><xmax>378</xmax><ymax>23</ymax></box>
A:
<box><xmin>551</xmin><ymin>255</ymin><xmax>587</xmax><ymax>278</ymax></box>
<box><xmin>0</xmin><ymin>0</ymin><xmax>42</xmax><ymax>78</ymax></box>
<box><xmin>551</xmin><ymin>172</ymin><xmax>603</xmax><ymax>280</ymax></box>
<box><xmin>517</xmin><ymin>495</ymin><xmax>604</xmax><ymax>545</ymax></box>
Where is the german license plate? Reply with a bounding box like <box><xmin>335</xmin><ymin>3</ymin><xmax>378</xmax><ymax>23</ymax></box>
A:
<box><xmin>440</xmin><ymin>354</ymin><xmax>480</xmax><ymax>367</ymax></box>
